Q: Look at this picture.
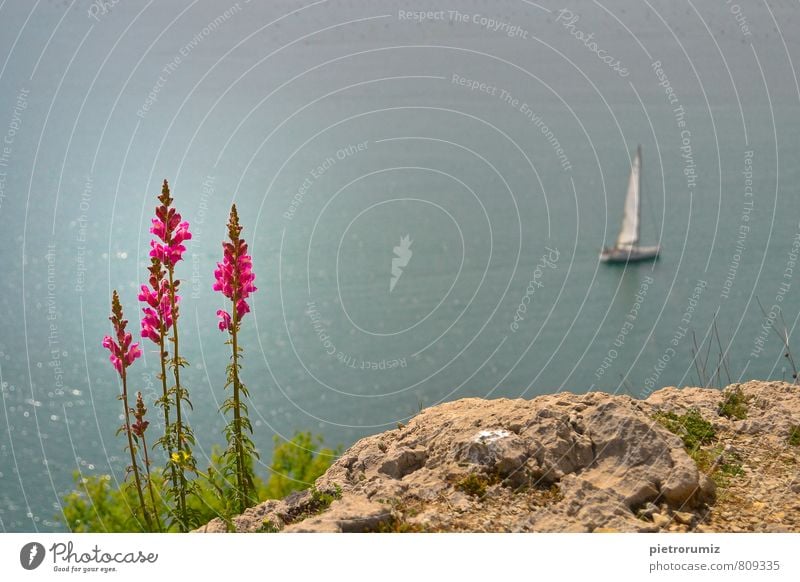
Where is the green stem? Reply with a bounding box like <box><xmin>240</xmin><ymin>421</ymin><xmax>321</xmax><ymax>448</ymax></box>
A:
<box><xmin>231</xmin><ymin>306</ymin><xmax>247</xmax><ymax>513</ymax></box>
<box><xmin>140</xmin><ymin>431</ymin><xmax>162</xmax><ymax>532</ymax></box>
<box><xmin>167</xmin><ymin>266</ymin><xmax>188</xmax><ymax>531</ymax></box>
<box><xmin>158</xmin><ymin>332</ymin><xmax>180</xmax><ymax>508</ymax></box>
<box><xmin>121</xmin><ymin>371</ymin><xmax>152</xmax><ymax>532</ymax></box>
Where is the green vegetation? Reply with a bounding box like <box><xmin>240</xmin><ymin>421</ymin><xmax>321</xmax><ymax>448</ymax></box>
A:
<box><xmin>375</xmin><ymin>499</ymin><xmax>426</xmax><ymax>533</ymax></box>
<box><xmin>536</xmin><ymin>483</ymin><xmax>564</xmax><ymax>505</ymax></box>
<box><xmin>60</xmin><ymin>431</ymin><xmax>337</xmax><ymax>532</ymax></box>
<box><xmin>294</xmin><ymin>485</ymin><xmax>342</xmax><ymax>521</ymax></box>
<box><xmin>256</xmin><ymin>519</ymin><xmax>280</xmax><ymax>533</ymax></box>
<box><xmin>455</xmin><ymin>473</ymin><xmax>489</xmax><ymax>497</ymax></box>
<box><xmin>653</xmin><ymin>408</ymin><xmax>716</xmax><ymax>451</ymax></box>
<box><xmin>653</xmin><ymin>408</ymin><xmax>744</xmax><ymax>489</ymax></box>
<box><xmin>378</xmin><ymin>515</ymin><xmax>426</xmax><ymax>533</ymax></box>
<box><xmin>691</xmin><ymin>445</ymin><xmax>744</xmax><ymax>488</ymax></box>
<box><xmin>309</xmin><ymin>484</ymin><xmax>343</xmax><ymax>511</ymax></box>
<box><xmin>718</xmin><ymin>387</ymin><xmax>750</xmax><ymax>420</ymax></box>
<box><xmin>282</xmin><ymin>485</ymin><xmax>343</xmax><ymax>526</ymax></box>
<box><xmin>789</xmin><ymin>425</ymin><xmax>800</xmax><ymax>447</ymax></box>
<box><xmin>253</xmin><ymin>484</ymin><xmax>343</xmax><ymax>533</ymax></box>
<box><xmin>262</xmin><ymin>432</ymin><xmax>339</xmax><ymax>499</ymax></box>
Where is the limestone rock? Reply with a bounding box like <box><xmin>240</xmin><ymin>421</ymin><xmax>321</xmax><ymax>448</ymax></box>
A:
<box><xmin>197</xmin><ymin>380</ymin><xmax>800</xmax><ymax>533</ymax></box>
<box><xmin>283</xmin><ymin>496</ymin><xmax>392</xmax><ymax>533</ymax></box>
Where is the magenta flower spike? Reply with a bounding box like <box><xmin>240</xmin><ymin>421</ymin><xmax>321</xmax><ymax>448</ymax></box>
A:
<box><xmin>138</xmin><ymin>260</ymin><xmax>175</xmax><ymax>343</ymax></box>
<box><xmin>213</xmin><ymin>204</ymin><xmax>257</xmax><ymax>332</ymax></box>
<box><xmin>149</xmin><ymin>183</ymin><xmax>192</xmax><ymax>267</ymax></box>
<box><xmin>139</xmin><ymin>179</ymin><xmax>195</xmax><ymax>532</ymax></box>
<box><xmin>101</xmin><ymin>291</ymin><xmax>152</xmax><ymax>531</ymax></box>
<box><xmin>102</xmin><ymin>291</ymin><xmax>141</xmax><ymax>377</ymax></box>
<box><xmin>214</xmin><ymin>204</ymin><xmax>259</xmax><ymax>512</ymax></box>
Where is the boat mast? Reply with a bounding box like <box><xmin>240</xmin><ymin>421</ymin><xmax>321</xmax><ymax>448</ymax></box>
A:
<box><xmin>636</xmin><ymin>144</ymin><xmax>642</xmax><ymax>243</ymax></box>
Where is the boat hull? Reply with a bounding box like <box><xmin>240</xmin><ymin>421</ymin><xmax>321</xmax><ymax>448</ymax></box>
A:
<box><xmin>600</xmin><ymin>245</ymin><xmax>660</xmax><ymax>263</ymax></box>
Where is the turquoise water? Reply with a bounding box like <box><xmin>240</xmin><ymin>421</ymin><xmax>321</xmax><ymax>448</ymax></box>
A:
<box><xmin>0</xmin><ymin>0</ymin><xmax>799</xmax><ymax>531</ymax></box>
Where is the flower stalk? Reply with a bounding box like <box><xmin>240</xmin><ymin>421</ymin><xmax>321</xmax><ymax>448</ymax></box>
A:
<box><xmin>139</xmin><ymin>258</ymin><xmax>180</xmax><ymax>516</ymax></box>
<box><xmin>133</xmin><ymin>391</ymin><xmax>162</xmax><ymax>532</ymax></box>
<box><xmin>103</xmin><ymin>291</ymin><xmax>152</xmax><ymax>531</ymax></box>
<box><xmin>214</xmin><ymin>204</ymin><xmax>258</xmax><ymax>513</ymax></box>
<box><xmin>145</xmin><ymin>179</ymin><xmax>195</xmax><ymax>530</ymax></box>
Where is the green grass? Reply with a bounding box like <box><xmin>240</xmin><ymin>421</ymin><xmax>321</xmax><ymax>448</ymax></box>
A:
<box><xmin>455</xmin><ymin>473</ymin><xmax>488</xmax><ymax>498</ymax></box>
<box><xmin>718</xmin><ymin>386</ymin><xmax>750</xmax><ymax>420</ymax></box>
<box><xmin>309</xmin><ymin>484</ymin><xmax>342</xmax><ymax>510</ymax></box>
<box><xmin>691</xmin><ymin>445</ymin><xmax>744</xmax><ymax>488</ymax></box>
<box><xmin>287</xmin><ymin>484</ymin><xmax>343</xmax><ymax>524</ymax></box>
<box><xmin>653</xmin><ymin>408</ymin><xmax>744</xmax><ymax>489</ymax></box>
<box><xmin>256</xmin><ymin>519</ymin><xmax>280</xmax><ymax>533</ymax></box>
<box><xmin>653</xmin><ymin>408</ymin><xmax>716</xmax><ymax>451</ymax></box>
<box><xmin>256</xmin><ymin>484</ymin><xmax>343</xmax><ymax>532</ymax></box>
<box><xmin>377</xmin><ymin>515</ymin><xmax>426</xmax><ymax>533</ymax></box>
<box><xmin>789</xmin><ymin>425</ymin><xmax>800</xmax><ymax>447</ymax></box>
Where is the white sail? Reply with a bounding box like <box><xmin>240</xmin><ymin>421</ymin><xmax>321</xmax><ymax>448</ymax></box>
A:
<box><xmin>615</xmin><ymin>145</ymin><xmax>641</xmax><ymax>248</ymax></box>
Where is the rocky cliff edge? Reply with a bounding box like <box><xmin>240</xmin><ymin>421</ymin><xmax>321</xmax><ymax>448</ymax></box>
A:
<box><xmin>196</xmin><ymin>381</ymin><xmax>800</xmax><ymax>533</ymax></box>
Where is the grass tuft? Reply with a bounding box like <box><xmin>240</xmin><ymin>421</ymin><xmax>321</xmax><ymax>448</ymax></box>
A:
<box><xmin>788</xmin><ymin>425</ymin><xmax>800</xmax><ymax>447</ymax></box>
<box><xmin>653</xmin><ymin>408</ymin><xmax>744</xmax><ymax>489</ymax></box>
<box><xmin>718</xmin><ymin>386</ymin><xmax>750</xmax><ymax>420</ymax></box>
<box><xmin>256</xmin><ymin>519</ymin><xmax>280</xmax><ymax>533</ymax></box>
<box><xmin>455</xmin><ymin>473</ymin><xmax>488</xmax><ymax>498</ymax></box>
<box><xmin>653</xmin><ymin>408</ymin><xmax>716</xmax><ymax>450</ymax></box>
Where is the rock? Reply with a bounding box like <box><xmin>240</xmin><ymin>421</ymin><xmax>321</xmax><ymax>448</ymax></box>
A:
<box><xmin>652</xmin><ymin>513</ymin><xmax>672</xmax><ymax>528</ymax></box>
<box><xmin>645</xmin><ymin>387</ymin><xmax>721</xmax><ymax>419</ymax></box>
<box><xmin>457</xmin><ymin>429</ymin><xmax>530</xmax><ymax>484</ymax></box>
<box><xmin>378</xmin><ymin>447</ymin><xmax>427</xmax><ymax>479</ymax></box>
<box><xmin>193</xmin><ymin>499</ymin><xmax>283</xmax><ymax>533</ymax></box>
<box><xmin>673</xmin><ymin>511</ymin><xmax>695</xmax><ymax>525</ymax></box>
<box><xmin>196</xmin><ymin>380</ymin><xmax>800</xmax><ymax>533</ymax></box>
<box><xmin>637</xmin><ymin>502</ymin><xmax>659</xmax><ymax>519</ymax></box>
<box><xmin>554</xmin><ymin>475</ymin><xmax>643</xmax><ymax>532</ymax></box>
<box><xmin>283</xmin><ymin>496</ymin><xmax>392</xmax><ymax>533</ymax></box>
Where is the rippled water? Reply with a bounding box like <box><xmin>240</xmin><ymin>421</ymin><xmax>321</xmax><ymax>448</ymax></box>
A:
<box><xmin>0</xmin><ymin>0</ymin><xmax>798</xmax><ymax>531</ymax></box>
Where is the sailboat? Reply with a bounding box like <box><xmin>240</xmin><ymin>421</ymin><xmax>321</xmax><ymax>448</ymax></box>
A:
<box><xmin>600</xmin><ymin>145</ymin><xmax>661</xmax><ymax>263</ymax></box>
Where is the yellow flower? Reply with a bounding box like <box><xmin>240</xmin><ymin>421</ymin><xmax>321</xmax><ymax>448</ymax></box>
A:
<box><xmin>171</xmin><ymin>451</ymin><xmax>191</xmax><ymax>466</ymax></box>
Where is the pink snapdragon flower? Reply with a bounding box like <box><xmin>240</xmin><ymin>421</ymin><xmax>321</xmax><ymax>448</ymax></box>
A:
<box><xmin>138</xmin><ymin>260</ymin><xmax>176</xmax><ymax>343</ymax></box>
<box><xmin>149</xmin><ymin>180</ymin><xmax>192</xmax><ymax>267</ymax></box>
<box><xmin>102</xmin><ymin>291</ymin><xmax>141</xmax><ymax>376</ymax></box>
<box><xmin>216</xmin><ymin>309</ymin><xmax>231</xmax><ymax>331</ymax></box>
<box><xmin>213</xmin><ymin>204</ymin><xmax>257</xmax><ymax>331</ymax></box>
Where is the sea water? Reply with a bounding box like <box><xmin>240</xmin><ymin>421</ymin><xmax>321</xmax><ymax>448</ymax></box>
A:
<box><xmin>0</xmin><ymin>0</ymin><xmax>798</xmax><ymax>530</ymax></box>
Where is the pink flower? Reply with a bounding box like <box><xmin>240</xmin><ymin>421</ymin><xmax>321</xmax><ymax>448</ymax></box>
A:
<box><xmin>141</xmin><ymin>308</ymin><xmax>161</xmax><ymax>343</ymax></box>
<box><xmin>126</xmin><ymin>343</ymin><xmax>142</xmax><ymax>365</ymax></box>
<box><xmin>214</xmin><ymin>205</ymin><xmax>257</xmax><ymax>331</ymax></box>
<box><xmin>138</xmin><ymin>260</ymin><xmax>176</xmax><ymax>344</ymax></box>
<box><xmin>148</xmin><ymin>180</ymin><xmax>192</xmax><ymax>267</ymax></box>
<box><xmin>102</xmin><ymin>291</ymin><xmax>141</xmax><ymax>377</ymax></box>
<box><xmin>217</xmin><ymin>309</ymin><xmax>231</xmax><ymax>331</ymax></box>
<box><xmin>102</xmin><ymin>338</ymin><xmax>123</xmax><ymax>374</ymax></box>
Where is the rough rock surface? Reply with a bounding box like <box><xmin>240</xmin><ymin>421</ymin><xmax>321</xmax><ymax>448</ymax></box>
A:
<box><xmin>196</xmin><ymin>381</ymin><xmax>800</xmax><ymax>533</ymax></box>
